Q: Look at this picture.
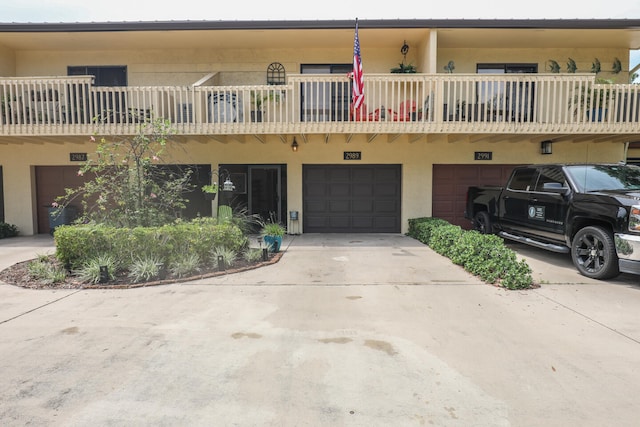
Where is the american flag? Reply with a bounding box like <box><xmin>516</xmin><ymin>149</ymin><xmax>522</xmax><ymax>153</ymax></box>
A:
<box><xmin>352</xmin><ymin>19</ymin><xmax>364</xmax><ymax>110</ymax></box>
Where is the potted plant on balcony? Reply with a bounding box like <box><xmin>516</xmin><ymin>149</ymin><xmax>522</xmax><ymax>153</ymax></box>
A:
<box><xmin>250</xmin><ymin>90</ymin><xmax>282</xmax><ymax>122</ymax></box>
<box><xmin>572</xmin><ymin>78</ymin><xmax>615</xmax><ymax>122</ymax></box>
<box><xmin>390</xmin><ymin>63</ymin><xmax>417</xmax><ymax>73</ymax></box>
<box><xmin>250</xmin><ymin>91</ymin><xmax>264</xmax><ymax>122</ymax></box>
<box><xmin>260</xmin><ymin>220</ymin><xmax>285</xmax><ymax>253</ymax></box>
<box><xmin>1</xmin><ymin>94</ymin><xmax>18</xmax><ymax>124</ymax></box>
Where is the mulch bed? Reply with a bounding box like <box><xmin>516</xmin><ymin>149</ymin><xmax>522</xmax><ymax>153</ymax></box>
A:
<box><xmin>0</xmin><ymin>252</ymin><xmax>283</xmax><ymax>290</ymax></box>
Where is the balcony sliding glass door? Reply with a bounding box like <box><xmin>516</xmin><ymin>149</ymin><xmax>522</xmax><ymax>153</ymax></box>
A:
<box><xmin>476</xmin><ymin>63</ymin><xmax>536</xmax><ymax>122</ymax></box>
<box><xmin>68</xmin><ymin>66</ymin><xmax>128</xmax><ymax>123</ymax></box>
<box><xmin>300</xmin><ymin>64</ymin><xmax>351</xmax><ymax>122</ymax></box>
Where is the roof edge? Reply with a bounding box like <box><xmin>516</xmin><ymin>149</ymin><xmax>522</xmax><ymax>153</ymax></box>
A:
<box><xmin>1</xmin><ymin>19</ymin><xmax>640</xmax><ymax>32</ymax></box>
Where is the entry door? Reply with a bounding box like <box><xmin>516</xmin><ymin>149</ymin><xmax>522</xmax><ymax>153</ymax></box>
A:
<box><xmin>249</xmin><ymin>165</ymin><xmax>281</xmax><ymax>223</ymax></box>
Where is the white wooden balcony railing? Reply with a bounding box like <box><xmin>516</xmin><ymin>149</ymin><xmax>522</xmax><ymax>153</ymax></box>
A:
<box><xmin>1</xmin><ymin>74</ymin><xmax>640</xmax><ymax>137</ymax></box>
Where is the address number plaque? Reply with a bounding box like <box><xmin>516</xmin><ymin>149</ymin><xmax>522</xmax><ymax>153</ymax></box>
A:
<box><xmin>70</xmin><ymin>152</ymin><xmax>88</xmax><ymax>162</ymax></box>
<box><xmin>474</xmin><ymin>151</ymin><xmax>493</xmax><ymax>161</ymax></box>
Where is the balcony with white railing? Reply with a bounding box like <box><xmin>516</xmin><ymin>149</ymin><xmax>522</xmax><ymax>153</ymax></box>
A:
<box><xmin>2</xmin><ymin>74</ymin><xmax>640</xmax><ymax>138</ymax></box>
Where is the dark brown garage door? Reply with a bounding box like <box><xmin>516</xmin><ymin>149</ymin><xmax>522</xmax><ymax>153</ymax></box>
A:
<box><xmin>432</xmin><ymin>164</ymin><xmax>516</xmax><ymax>229</ymax></box>
<box><xmin>35</xmin><ymin>166</ymin><xmax>91</xmax><ymax>234</ymax></box>
<box><xmin>303</xmin><ymin>164</ymin><xmax>401</xmax><ymax>233</ymax></box>
<box><xmin>35</xmin><ymin>164</ymin><xmax>212</xmax><ymax>234</ymax></box>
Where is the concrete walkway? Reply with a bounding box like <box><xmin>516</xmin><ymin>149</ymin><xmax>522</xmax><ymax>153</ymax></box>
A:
<box><xmin>1</xmin><ymin>234</ymin><xmax>639</xmax><ymax>426</ymax></box>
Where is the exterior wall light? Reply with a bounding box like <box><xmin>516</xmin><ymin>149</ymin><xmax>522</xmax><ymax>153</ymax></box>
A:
<box><xmin>291</xmin><ymin>138</ymin><xmax>299</xmax><ymax>152</ymax></box>
<box><xmin>541</xmin><ymin>140</ymin><xmax>553</xmax><ymax>155</ymax></box>
<box><xmin>401</xmin><ymin>41</ymin><xmax>409</xmax><ymax>56</ymax></box>
<box><xmin>208</xmin><ymin>167</ymin><xmax>235</xmax><ymax>194</ymax></box>
<box><xmin>222</xmin><ymin>177</ymin><xmax>235</xmax><ymax>192</ymax></box>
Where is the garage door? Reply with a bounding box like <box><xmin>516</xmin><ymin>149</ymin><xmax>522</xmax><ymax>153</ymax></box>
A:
<box><xmin>35</xmin><ymin>166</ymin><xmax>92</xmax><ymax>234</ymax></box>
<box><xmin>303</xmin><ymin>164</ymin><xmax>401</xmax><ymax>233</ymax></box>
<box><xmin>35</xmin><ymin>165</ymin><xmax>212</xmax><ymax>234</ymax></box>
<box><xmin>432</xmin><ymin>164</ymin><xmax>515</xmax><ymax>229</ymax></box>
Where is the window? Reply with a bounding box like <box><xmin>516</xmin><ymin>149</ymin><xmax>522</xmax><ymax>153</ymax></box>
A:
<box><xmin>508</xmin><ymin>168</ymin><xmax>537</xmax><ymax>191</ymax></box>
<box><xmin>68</xmin><ymin>66</ymin><xmax>127</xmax><ymax>86</ymax></box>
<box><xmin>477</xmin><ymin>64</ymin><xmax>538</xmax><ymax>74</ymax></box>
<box><xmin>267</xmin><ymin>62</ymin><xmax>286</xmax><ymax>85</ymax></box>
<box><xmin>534</xmin><ymin>167</ymin><xmax>567</xmax><ymax>192</ymax></box>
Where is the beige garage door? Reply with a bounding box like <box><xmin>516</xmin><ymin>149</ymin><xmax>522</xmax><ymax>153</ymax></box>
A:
<box><xmin>432</xmin><ymin>164</ymin><xmax>516</xmax><ymax>229</ymax></box>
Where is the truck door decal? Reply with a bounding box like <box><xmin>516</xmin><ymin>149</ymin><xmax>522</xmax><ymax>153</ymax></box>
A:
<box><xmin>528</xmin><ymin>205</ymin><xmax>545</xmax><ymax>220</ymax></box>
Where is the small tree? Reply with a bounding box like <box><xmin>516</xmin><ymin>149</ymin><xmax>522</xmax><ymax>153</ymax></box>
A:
<box><xmin>58</xmin><ymin>118</ymin><xmax>195</xmax><ymax>227</ymax></box>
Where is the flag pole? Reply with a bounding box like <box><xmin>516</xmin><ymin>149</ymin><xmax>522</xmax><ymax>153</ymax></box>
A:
<box><xmin>352</xmin><ymin>18</ymin><xmax>364</xmax><ymax>114</ymax></box>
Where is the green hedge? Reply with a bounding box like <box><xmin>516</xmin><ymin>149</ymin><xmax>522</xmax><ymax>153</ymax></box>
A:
<box><xmin>407</xmin><ymin>217</ymin><xmax>449</xmax><ymax>244</ymax></box>
<box><xmin>407</xmin><ymin>217</ymin><xmax>533</xmax><ymax>289</ymax></box>
<box><xmin>0</xmin><ymin>222</ymin><xmax>18</xmax><ymax>239</ymax></box>
<box><xmin>54</xmin><ymin>218</ymin><xmax>247</xmax><ymax>270</ymax></box>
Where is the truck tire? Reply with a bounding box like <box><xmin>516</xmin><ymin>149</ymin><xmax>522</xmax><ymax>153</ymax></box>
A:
<box><xmin>571</xmin><ymin>226</ymin><xmax>619</xmax><ymax>280</ymax></box>
<box><xmin>473</xmin><ymin>211</ymin><xmax>493</xmax><ymax>234</ymax></box>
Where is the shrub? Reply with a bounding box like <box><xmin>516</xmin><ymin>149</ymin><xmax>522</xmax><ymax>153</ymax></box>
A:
<box><xmin>128</xmin><ymin>256</ymin><xmax>163</xmax><ymax>283</ymax></box>
<box><xmin>244</xmin><ymin>248</ymin><xmax>263</xmax><ymax>263</ymax></box>
<box><xmin>0</xmin><ymin>222</ymin><xmax>18</xmax><ymax>239</ymax></box>
<box><xmin>501</xmin><ymin>260</ymin><xmax>533</xmax><ymax>290</ymax></box>
<box><xmin>169</xmin><ymin>253</ymin><xmax>201</xmax><ymax>278</ymax></box>
<box><xmin>406</xmin><ymin>217</ymin><xmax>448</xmax><ymax>244</ymax></box>
<box><xmin>212</xmin><ymin>246</ymin><xmax>238</xmax><ymax>268</ymax></box>
<box><xmin>229</xmin><ymin>206</ymin><xmax>262</xmax><ymax>235</ymax></box>
<box><xmin>408</xmin><ymin>217</ymin><xmax>533</xmax><ymax>289</ymax></box>
<box><xmin>428</xmin><ymin>224</ymin><xmax>464</xmax><ymax>257</ymax></box>
<box><xmin>75</xmin><ymin>254</ymin><xmax>117</xmax><ymax>284</ymax></box>
<box><xmin>27</xmin><ymin>257</ymin><xmax>67</xmax><ymax>284</ymax></box>
<box><xmin>54</xmin><ymin>219</ymin><xmax>247</xmax><ymax>270</ymax></box>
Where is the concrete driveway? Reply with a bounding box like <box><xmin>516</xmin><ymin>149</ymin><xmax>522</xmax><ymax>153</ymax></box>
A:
<box><xmin>1</xmin><ymin>234</ymin><xmax>639</xmax><ymax>426</ymax></box>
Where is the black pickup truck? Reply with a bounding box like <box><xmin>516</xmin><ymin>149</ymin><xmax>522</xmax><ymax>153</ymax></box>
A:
<box><xmin>465</xmin><ymin>163</ymin><xmax>640</xmax><ymax>280</ymax></box>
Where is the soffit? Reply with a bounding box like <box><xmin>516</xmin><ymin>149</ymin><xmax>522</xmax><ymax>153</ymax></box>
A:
<box><xmin>0</xmin><ymin>27</ymin><xmax>639</xmax><ymax>51</ymax></box>
<box><xmin>437</xmin><ymin>28</ymin><xmax>640</xmax><ymax>49</ymax></box>
<box><xmin>0</xmin><ymin>28</ymin><xmax>429</xmax><ymax>51</ymax></box>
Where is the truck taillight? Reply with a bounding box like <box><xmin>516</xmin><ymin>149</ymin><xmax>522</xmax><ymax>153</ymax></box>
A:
<box><xmin>630</xmin><ymin>205</ymin><xmax>640</xmax><ymax>232</ymax></box>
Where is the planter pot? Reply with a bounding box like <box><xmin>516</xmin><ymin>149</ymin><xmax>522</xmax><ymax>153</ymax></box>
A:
<box><xmin>263</xmin><ymin>235</ymin><xmax>282</xmax><ymax>253</ymax></box>
<box><xmin>48</xmin><ymin>205</ymin><xmax>78</xmax><ymax>235</ymax></box>
<box><xmin>251</xmin><ymin>111</ymin><xmax>263</xmax><ymax>122</ymax></box>
<box><xmin>588</xmin><ymin>108</ymin><xmax>607</xmax><ymax>122</ymax></box>
<box><xmin>204</xmin><ymin>192</ymin><xmax>217</xmax><ymax>201</ymax></box>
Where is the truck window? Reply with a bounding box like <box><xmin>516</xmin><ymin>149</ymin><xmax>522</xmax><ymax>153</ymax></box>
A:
<box><xmin>566</xmin><ymin>164</ymin><xmax>640</xmax><ymax>192</ymax></box>
<box><xmin>534</xmin><ymin>167</ymin><xmax>567</xmax><ymax>192</ymax></box>
<box><xmin>507</xmin><ymin>168</ymin><xmax>537</xmax><ymax>191</ymax></box>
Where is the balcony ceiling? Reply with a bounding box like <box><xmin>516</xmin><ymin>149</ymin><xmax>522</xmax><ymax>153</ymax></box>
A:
<box><xmin>0</xmin><ymin>27</ymin><xmax>640</xmax><ymax>51</ymax></box>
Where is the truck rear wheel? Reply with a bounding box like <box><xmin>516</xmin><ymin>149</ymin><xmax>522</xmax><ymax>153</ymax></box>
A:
<box><xmin>473</xmin><ymin>211</ymin><xmax>493</xmax><ymax>234</ymax></box>
<box><xmin>571</xmin><ymin>226</ymin><xmax>619</xmax><ymax>280</ymax></box>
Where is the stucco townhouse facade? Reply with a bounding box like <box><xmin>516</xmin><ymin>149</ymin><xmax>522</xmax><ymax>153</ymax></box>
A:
<box><xmin>1</xmin><ymin>19</ymin><xmax>640</xmax><ymax>235</ymax></box>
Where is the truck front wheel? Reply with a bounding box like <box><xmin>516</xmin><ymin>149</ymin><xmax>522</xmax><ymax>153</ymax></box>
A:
<box><xmin>571</xmin><ymin>226</ymin><xmax>619</xmax><ymax>280</ymax></box>
<box><xmin>473</xmin><ymin>211</ymin><xmax>493</xmax><ymax>234</ymax></box>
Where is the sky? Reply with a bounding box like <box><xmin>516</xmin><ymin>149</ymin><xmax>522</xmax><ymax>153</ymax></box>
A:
<box><xmin>2</xmin><ymin>0</ymin><xmax>640</xmax><ymax>22</ymax></box>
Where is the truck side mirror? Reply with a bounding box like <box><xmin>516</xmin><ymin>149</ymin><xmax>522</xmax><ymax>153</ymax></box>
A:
<box><xmin>542</xmin><ymin>182</ymin><xmax>569</xmax><ymax>194</ymax></box>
